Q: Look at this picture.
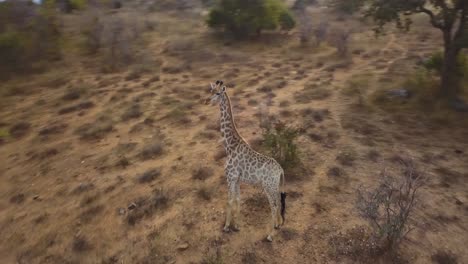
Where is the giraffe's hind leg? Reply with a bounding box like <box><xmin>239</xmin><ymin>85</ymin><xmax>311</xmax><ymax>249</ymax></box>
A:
<box><xmin>275</xmin><ymin>192</ymin><xmax>282</xmax><ymax>228</ymax></box>
<box><xmin>265</xmin><ymin>189</ymin><xmax>279</xmax><ymax>242</ymax></box>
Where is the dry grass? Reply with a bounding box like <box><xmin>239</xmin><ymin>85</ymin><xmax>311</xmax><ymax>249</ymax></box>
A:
<box><xmin>197</xmin><ymin>184</ymin><xmax>213</xmax><ymax>201</ymax></box>
<box><xmin>431</xmin><ymin>250</ymin><xmax>458</xmax><ymax>264</ymax></box>
<box><xmin>165</xmin><ymin>108</ymin><xmax>191</xmax><ymax>124</ymax></box>
<box><xmin>137</xmin><ymin>168</ymin><xmax>161</xmax><ymax>184</ymax></box>
<box><xmin>58</xmin><ymin>101</ymin><xmax>95</xmax><ymax>115</ymax></box>
<box><xmin>9</xmin><ymin>122</ymin><xmax>31</xmax><ymax>138</ymax></box>
<box><xmin>336</xmin><ymin>147</ymin><xmax>357</xmax><ymax>166</ymax></box>
<box><xmin>75</xmin><ymin>118</ymin><xmax>113</xmax><ymax>140</ymax></box>
<box><xmin>139</xmin><ymin>141</ymin><xmax>164</xmax><ymax>160</ymax></box>
<box><xmin>121</xmin><ymin>103</ymin><xmax>142</xmax><ymax>121</ymax></box>
<box><xmin>192</xmin><ymin>166</ymin><xmax>214</xmax><ymax>180</ymax></box>
<box><xmin>72</xmin><ymin>236</ymin><xmax>93</xmax><ymax>252</ymax></box>
<box><xmin>126</xmin><ymin>189</ymin><xmax>170</xmax><ymax>226</ymax></box>
<box><xmin>79</xmin><ymin>205</ymin><xmax>105</xmax><ymax>223</ymax></box>
<box><xmin>38</xmin><ymin>122</ymin><xmax>68</xmax><ymax>137</ymax></box>
<box><xmin>295</xmin><ymin>83</ymin><xmax>332</xmax><ymax>103</ymax></box>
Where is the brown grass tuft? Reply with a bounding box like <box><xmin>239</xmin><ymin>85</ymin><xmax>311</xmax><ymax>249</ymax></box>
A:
<box><xmin>192</xmin><ymin>166</ymin><xmax>214</xmax><ymax>180</ymax></box>
<box><xmin>137</xmin><ymin>168</ymin><xmax>161</xmax><ymax>184</ymax></box>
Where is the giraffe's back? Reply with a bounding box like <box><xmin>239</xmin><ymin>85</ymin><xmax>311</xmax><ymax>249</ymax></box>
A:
<box><xmin>227</xmin><ymin>146</ymin><xmax>283</xmax><ymax>188</ymax></box>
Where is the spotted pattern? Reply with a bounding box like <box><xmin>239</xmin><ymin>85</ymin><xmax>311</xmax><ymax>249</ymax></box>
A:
<box><xmin>215</xmin><ymin>90</ymin><xmax>285</xmax><ymax>239</ymax></box>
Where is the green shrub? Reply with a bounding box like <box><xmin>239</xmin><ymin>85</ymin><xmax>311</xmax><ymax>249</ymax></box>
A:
<box><xmin>261</xmin><ymin>121</ymin><xmax>300</xmax><ymax>170</ymax></box>
<box><xmin>279</xmin><ymin>11</ymin><xmax>296</xmax><ymax>30</ymax></box>
<box><xmin>207</xmin><ymin>0</ymin><xmax>296</xmax><ymax>38</ymax></box>
<box><xmin>0</xmin><ymin>31</ymin><xmax>26</xmax><ymax>73</ymax></box>
<box><xmin>423</xmin><ymin>52</ymin><xmax>468</xmax><ymax>77</ymax></box>
<box><xmin>70</xmin><ymin>0</ymin><xmax>87</xmax><ymax>10</ymax></box>
<box><xmin>329</xmin><ymin>0</ymin><xmax>363</xmax><ymax>15</ymax></box>
<box><xmin>0</xmin><ymin>1</ymin><xmax>61</xmax><ymax>78</ymax></box>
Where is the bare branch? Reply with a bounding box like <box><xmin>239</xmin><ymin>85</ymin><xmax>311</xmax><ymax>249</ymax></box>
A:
<box><xmin>417</xmin><ymin>6</ymin><xmax>444</xmax><ymax>29</ymax></box>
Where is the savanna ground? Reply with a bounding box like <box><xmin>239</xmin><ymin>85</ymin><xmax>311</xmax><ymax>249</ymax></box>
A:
<box><xmin>1</xmin><ymin>1</ymin><xmax>467</xmax><ymax>264</ymax></box>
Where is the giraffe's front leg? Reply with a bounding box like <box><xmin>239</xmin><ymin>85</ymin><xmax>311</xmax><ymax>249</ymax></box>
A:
<box><xmin>232</xmin><ymin>196</ymin><xmax>241</xmax><ymax>231</ymax></box>
<box><xmin>231</xmin><ymin>183</ymin><xmax>241</xmax><ymax>231</ymax></box>
<box><xmin>223</xmin><ymin>176</ymin><xmax>238</xmax><ymax>232</ymax></box>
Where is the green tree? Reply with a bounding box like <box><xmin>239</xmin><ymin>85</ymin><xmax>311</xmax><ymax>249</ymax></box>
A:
<box><xmin>207</xmin><ymin>0</ymin><xmax>295</xmax><ymax>38</ymax></box>
<box><xmin>339</xmin><ymin>0</ymin><xmax>467</xmax><ymax>100</ymax></box>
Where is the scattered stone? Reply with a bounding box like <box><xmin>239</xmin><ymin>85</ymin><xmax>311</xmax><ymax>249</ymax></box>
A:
<box><xmin>386</xmin><ymin>89</ymin><xmax>411</xmax><ymax>99</ymax></box>
<box><xmin>450</xmin><ymin>98</ymin><xmax>468</xmax><ymax>112</ymax></box>
<box><xmin>177</xmin><ymin>243</ymin><xmax>189</xmax><ymax>251</ymax></box>
<box><xmin>33</xmin><ymin>195</ymin><xmax>40</xmax><ymax>201</ymax></box>
<box><xmin>118</xmin><ymin>208</ymin><xmax>126</xmax><ymax>215</ymax></box>
<box><xmin>128</xmin><ymin>203</ymin><xmax>137</xmax><ymax>210</ymax></box>
<box><xmin>454</xmin><ymin>149</ymin><xmax>463</xmax><ymax>154</ymax></box>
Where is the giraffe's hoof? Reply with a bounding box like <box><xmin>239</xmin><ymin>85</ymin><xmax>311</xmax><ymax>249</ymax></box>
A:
<box><xmin>266</xmin><ymin>235</ymin><xmax>273</xmax><ymax>242</ymax></box>
<box><xmin>274</xmin><ymin>225</ymin><xmax>280</xmax><ymax>230</ymax></box>
<box><xmin>232</xmin><ymin>225</ymin><xmax>240</xmax><ymax>232</ymax></box>
<box><xmin>223</xmin><ymin>226</ymin><xmax>231</xmax><ymax>233</ymax></box>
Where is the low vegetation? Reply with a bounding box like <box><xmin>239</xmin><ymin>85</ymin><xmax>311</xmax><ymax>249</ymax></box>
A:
<box><xmin>0</xmin><ymin>1</ymin><xmax>61</xmax><ymax>79</ymax></box>
<box><xmin>207</xmin><ymin>0</ymin><xmax>295</xmax><ymax>38</ymax></box>
<box><xmin>127</xmin><ymin>189</ymin><xmax>169</xmax><ymax>226</ymax></box>
<box><xmin>357</xmin><ymin>160</ymin><xmax>423</xmax><ymax>252</ymax></box>
<box><xmin>261</xmin><ymin>120</ymin><xmax>301</xmax><ymax>172</ymax></box>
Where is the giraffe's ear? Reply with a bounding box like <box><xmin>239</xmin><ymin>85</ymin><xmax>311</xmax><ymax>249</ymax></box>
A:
<box><xmin>210</xmin><ymin>83</ymin><xmax>216</xmax><ymax>91</ymax></box>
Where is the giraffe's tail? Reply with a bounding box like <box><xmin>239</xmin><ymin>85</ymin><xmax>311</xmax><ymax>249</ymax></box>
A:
<box><xmin>280</xmin><ymin>171</ymin><xmax>286</xmax><ymax>225</ymax></box>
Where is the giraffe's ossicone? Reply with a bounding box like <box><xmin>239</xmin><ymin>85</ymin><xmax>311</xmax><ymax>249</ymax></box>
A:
<box><xmin>206</xmin><ymin>80</ymin><xmax>286</xmax><ymax>242</ymax></box>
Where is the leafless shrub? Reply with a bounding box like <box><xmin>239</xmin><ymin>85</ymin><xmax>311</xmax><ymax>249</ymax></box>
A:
<box><xmin>197</xmin><ymin>185</ymin><xmax>213</xmax><ymax>201</ymax></box>
<box><xmin>9</xmin><ymin>122</ymin><xmax>31</xmax><ymax>138</ymax></box>
<box><xmin>72</xmin><ymin>236</ymin><xmax>93</xmax><ymax>252</ymax></box>
<box><xmin>298</xmin><ymin>12</ymin><xmax>313</xmax><ymax>45</ymax></box>
<box><xmin>214</xmin><ymin>149</ymin><xmax>226</xmax><ymax>161</ymax></box>
<box><xmin>121</xmin><ymin>103</ymin><xmax>142</xmax><ymax>121</ymax></box>
<box><xmin>314</xmin><ymin>21</ymin><xmax>329</xmax><ymax>47</ymax></box>
<box><xmin>75</xmin><ymin>118</ymin><xmax>113</xmax><ymax>140</ymax></box>
<box><xmin>431</xmin><ymin>250</ymin><xmax>458</xmax><ymax>264</ymax></box>
<box><xmin>336</xmin><ymin>148</ymin><xmax>357</xmax><ymax>166</ymax></box>
<box><xmin>81</xmin><ymin>9</ymin><xmax>144</xmax><ymax>71</ymax></box>
<box><xmin>328</xmin><ymin>27</ymin><xmax>351</xmax><ymax>57</ymax></box>
<box><xmin>192</xmin><ymin>166</ymin><xmax>214</xmax><ymax>180</ymax></box>
<box><xmin>10</xmin><ymin>193</ymin><xmax>25</xmax><ymax>204</ymax></box>
<box><xmin>140</xmin><ymin>141</ymin><xmax>164</xmax><ymax>160</ymax></box>
<box><xmin>79</xmin><ymin>205</ymin><xmax>104</xmax><ymax>223</ymax></box>
<box><xmin>58</xmin><ymin>101</ymin><xmax>95</xmax><ymax>115</ymax></box>
<box><xmin>126</xmin><ymin>189</ymin><xmax>169</xmax><ymax>226</ymax></box>
<box><xmin>295</xmin><ymin>84</ymin><xmax>332</xmax><ymax>103</ymax></box>
<box><xmin>357</xmin><ymin>160</ymin><xmax>423</xmax><ymax>251</ymax></box>
<box><xmin>329</xmin><ymin>226</ymin><xmax>381</xmax><ymax>262</ymax></box>
<box><xmin>137</xmin><ymin>168</ymin><xmax>161</xmax><ymax>184</ymax></box>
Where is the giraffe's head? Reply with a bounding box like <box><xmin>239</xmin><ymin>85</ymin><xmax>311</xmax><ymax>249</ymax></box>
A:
<box><xmin>205</xmin><ymin>80</ymin><xmax>226</xmax><ymax>106</ymax></box>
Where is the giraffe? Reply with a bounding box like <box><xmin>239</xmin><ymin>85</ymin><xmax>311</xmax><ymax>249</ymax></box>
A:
<box><xmin>206</xmin><ymin>80</ymin><xmax>287</xmax><ymax>242</ymax></box>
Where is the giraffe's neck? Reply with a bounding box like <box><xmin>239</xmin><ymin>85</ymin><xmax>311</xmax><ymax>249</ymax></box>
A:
<box><xmin>219</xmin><ymin>92</ymin><xmax>247</xmax><ymax>156</ymax></box>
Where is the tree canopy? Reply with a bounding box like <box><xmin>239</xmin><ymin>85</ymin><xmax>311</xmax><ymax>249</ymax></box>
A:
<box><xmin>335</xmin><ymin>0</ymin><xmax>467</xmax><ymax>99</ymax></box>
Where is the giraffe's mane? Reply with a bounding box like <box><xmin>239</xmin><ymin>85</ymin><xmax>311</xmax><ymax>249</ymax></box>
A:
<box><xmin>223</xmin><ymin>91</ymin><xmax>250</xmax><ymax>146</ymax></box>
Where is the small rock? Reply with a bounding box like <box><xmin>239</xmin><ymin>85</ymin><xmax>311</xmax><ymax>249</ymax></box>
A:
<box><xmin>455</xmin><ymin>149</ymin><xmax>463</xmax><ymax>154</ymax></box>
<box><xmin>128</xmin><ymin>203</ymin><xmax>137</xmax><ymax>210</ymax></box>
<box><xmin>386</xmin><ymin>89</ymin><xmax>411</xmax><ymax>99</ymax></box>
<box><xmin>118</xmin><ymin>208</ymin><xmax>126</xmax><ymax>215</ymax></box>
<box><xmin>455</xmin><ymin>198</ymin><xmax>463</xmax><ymax>206</ymax></box>
<box><xmin>450</xmin><ymin>98</ymin><xmax>468</xmax><ymax>112</ymax></box>
<box><xmin>177</xmin><ymin>243</ymin><xmax>189</xmax><ymax>251</ymax></box>
<box><xmin>33</xmin><ymin>195</ymin><xmax>40</xmax><ymax>201</ymax></box>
